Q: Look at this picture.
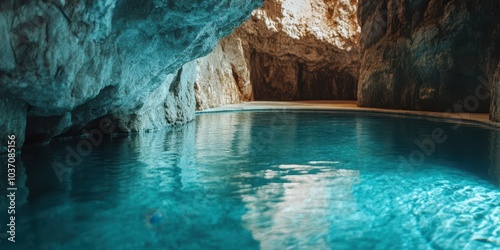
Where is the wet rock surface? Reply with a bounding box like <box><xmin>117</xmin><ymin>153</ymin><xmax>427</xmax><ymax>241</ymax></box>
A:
<box><xmin>0</xmin><ymin>97</ymin><xmax>26</xmax><ymax>152</ymax></box>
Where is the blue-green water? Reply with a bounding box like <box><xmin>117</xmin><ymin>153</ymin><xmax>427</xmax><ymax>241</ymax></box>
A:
<box><xmin>1</xmin><ymin>111</ymin><xmax>500</xmax><ymax>249</ymax></box>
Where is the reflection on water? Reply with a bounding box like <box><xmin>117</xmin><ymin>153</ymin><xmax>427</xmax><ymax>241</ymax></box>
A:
<box><xmin>241</xmin><ymin>164</ymin><xmax>359</xmax><ymax>249</ymax></box>
<box><xmin>490</xmin><ymin>131</ymin><xmax>500</xmax><ymax>185</ymax></box>
<box><xmin>0</xmin><ymin>111</ymin><xmax>499</xmax><ymax>249</ymax></box>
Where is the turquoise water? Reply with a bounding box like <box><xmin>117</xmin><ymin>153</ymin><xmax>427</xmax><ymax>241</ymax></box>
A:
<box><xmin>1</xmin><ymin>111</ymin><xmax>500</xmax><ymax>249</ymax></box>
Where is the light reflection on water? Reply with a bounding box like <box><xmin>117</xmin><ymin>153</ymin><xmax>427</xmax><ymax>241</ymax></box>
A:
<box><xmin>241</xmin><ymin>164</ymin><xmax>360</xmax><ymax>249</ymax></box>
<box><xmin>0</xmin><ymin>111</ymin><xmax>499</xmax><ymax>249</ymax></box>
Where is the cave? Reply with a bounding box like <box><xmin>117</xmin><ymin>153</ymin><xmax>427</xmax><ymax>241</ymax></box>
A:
<box><xmin>0</xmin><ymin>0</ymin><xmax>499</xmax><ymax>248</ymax></box>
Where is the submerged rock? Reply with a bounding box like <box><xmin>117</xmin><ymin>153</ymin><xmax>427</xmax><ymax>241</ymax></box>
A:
<box><xmin>148</xmin><ymin>209</ymin><xmax>164</xmax><ymax>226</ymax></box>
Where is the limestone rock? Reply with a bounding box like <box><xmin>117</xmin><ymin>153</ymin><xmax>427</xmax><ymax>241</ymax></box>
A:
<box><xmin>357</xmin><ymin>0</ymin><xmax>500</xmax><ymax>113</ymax></box>
<box><xmin>236</xmin><ymin>0</ymin><xmax>361</xmax><ymax>100</ymax></box>
<box><xmin>195</xmin><ymin>0</ymin><xmax>361</xmax><ymax>105</ymax></box>
<box><xmin>111</xmin><ymin>61</ymin><xmax>197</xmax><ymax>132</ymax></box>
<box><xmin>0</xmin><ymin>0</ymin><xmax>263</xmax><ymax>149</ymax></box>
<box><xmin>194</xmin><ymin>35</ymin><xmax>253</xmax><ymax>110</ymax></box>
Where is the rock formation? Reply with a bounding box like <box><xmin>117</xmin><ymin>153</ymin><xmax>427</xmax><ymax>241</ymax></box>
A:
<box><xmin>194</xmin><ymin>35</ymin><xmax>253</xmax><ymax>110</ymax></box>
<box><xmin>2</xmin><ymin>0</ymin><xmax>500</xmax><ymax>153</ymax></box>
<box><xmin>357</xmin><ymin>0</ymin><xmax>500</xmax><ymax>114</ymax></box>
<box><xmin>238</xmin><ymin>0</ymin><xmax>360</xmax><ymax>101</ymax></box>
<box><xmin>0</xmin><ymin>0</ymin><xmax>263</xmax><ymax>151</ymax></box>
<box><xmin>492</xmin><ymin>62</ymin><xmax>500</xmax><ymax>122</ymax></box>
<box><xmin>194</xmin><ymin>0</ymin><xmax>361</xmax><ymax>106</ymax></box>
<box><xmin>194</xmin><ymin>0</ymin><xmax>500</xmax><ymax>121</ymax></box>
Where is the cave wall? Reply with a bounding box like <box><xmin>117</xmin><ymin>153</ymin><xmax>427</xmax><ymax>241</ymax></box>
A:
<box><xmin>194</xmin><ymin>35</ymin><xmax>253</xmax><ymax>110</ymax></box>
<box><xmin>194</xmin><ymin>0</ymin><xmax>361</xmax><ymax>105</ymax></box>
<box><xmin>0</xmin><ymin>0</ymin><xmax>263</xmax><ymax>151</ymax></box>
<box><xmin>109</xmin><ymin>60</ymin><xmax>198</xmax><ymax>133</ymax></box>
<box><xmin>357</xmin><ymin>0</ymin><xmax>500</xmax><ymax>114</ymax></box>
<box><xmin>3</xmin><ymin>0</ymin><xmax>500</xmax><ymax>152</ymax></box>
<box><xmin>193</xmin><ymin>0</ymin><xmax>500</xmax><ymax>121</ymax></box>
<box><xmin>0</xmin><ymin>97</ymin><xmax>25</xmax><ymax>153</ymax></box>
<box><xmin>249</xmin><ymin>50</ymin><xmax>358</xmax><ymax>100</ymax></box>
<box><xmin>240</xmin><ymin>0</ymin><xmax>360</xmax><ymax>101</ymax></box>
<box><xmin>492</xmin><ymin>62</ymin><xmax>500</xmax><ymax>121</ymax></box>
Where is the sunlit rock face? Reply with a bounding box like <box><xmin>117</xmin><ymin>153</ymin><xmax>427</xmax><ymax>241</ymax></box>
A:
<box><xmin>357</xmin><ymin>0</ymin><xmax>500</xmax><ymax>114</ymax></box>
<box><xmin>0</xmin><ymin>0</ymin><xmax>263</xmax><ymax>149</ymax></box>
<box><xmin>195</xmin><ymin>0</ymin><xmax>360</xmax><ymax>105</ymax></box>
<box><xmin>194</xmin><ymin>35</ymin><xmax>253</xmax><ymax>110</ymax></box>
<box><xmin>238</xmin><ymin>0</ymin><xmax>360</xmax><ymax>100</ymax></box>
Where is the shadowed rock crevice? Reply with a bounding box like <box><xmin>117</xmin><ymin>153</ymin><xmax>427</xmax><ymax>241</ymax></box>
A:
<box><xmin>357</xmin><ymin>0</ymin><xmax>500</xmax><ymax>114</ymax></box>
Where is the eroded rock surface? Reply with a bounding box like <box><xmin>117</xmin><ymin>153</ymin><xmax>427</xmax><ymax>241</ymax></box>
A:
<box><xmin>194</xmin><ymin>35</ymin><xmax>253</xmax><ymax>110</ymax></box>
<box><xmin>0</xmin><ymin>0</ymin><xmax>263</xmax><ymax>149</ymax></box>
<box><xmin>357</xmin><ymin>0</ymin><xmax>500</xmax><ymax>113</ymax></box>
<box><xmin>194</xmin><ymin>0</ymin><xmax>361</xmax><ymax>105</ymax></box>
<box><xmin>3</xmin><ymin>0</ymin><xmax>500</xmax><ymax>153</ymax></box>
<box><xmin>240</xmin><ymin>0</ymin><xmax>360</xmax><ymax>100</ymax></box>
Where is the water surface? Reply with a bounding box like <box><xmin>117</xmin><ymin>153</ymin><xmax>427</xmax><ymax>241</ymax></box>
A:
<box><xmin>1</xmin><ymin>111</ymin><xmax>499</xmax><ymax>249</ymax></box>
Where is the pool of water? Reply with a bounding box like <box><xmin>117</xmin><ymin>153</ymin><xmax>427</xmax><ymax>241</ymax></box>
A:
<box><xmin>1</xmin><ymin>111</ymin><xmax>500</xmax><ymax>249</ymax></box>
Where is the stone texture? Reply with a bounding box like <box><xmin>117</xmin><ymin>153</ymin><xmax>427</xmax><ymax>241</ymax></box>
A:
<box><xmin>4</xmin><ymin>0</ymin><xmax>500</xmax><ymax>151</ymax></box>
<box><xmin>194</xmin><ymin>0</ymin><xmax>360</xmax><ymax>104</ymax></box>
<box><xmin>110</xmin><ymin>61</ymin><xmax>197</xmax><ymax>132</ymax></box>
<box><xmin>0</xmin><ymin>0</ymin><xmax>263</xmax><ymax>149</ymax></box>
<box><xmin>492</xmin><ymin>62</ymin><xmax>500</xmax><ymax>122</ymax></box>
<box><xmin>357</xmin><ymin>0</ymin><xmax>500</xmax><ymax>114</ymax></box>
<box><xmin>237</xmin><ymin>0</ymin><xmax>360</xmax><ymax>100</ymax></box>
<box><xmin>194</xmin><ymin>35</ymin><xmax>253</xmax><ymax>110</ymax></box>
<box><xmin>0</xmin><ymin>96</ymin><xmax>26</xmax><ymax>152</ymax></box>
